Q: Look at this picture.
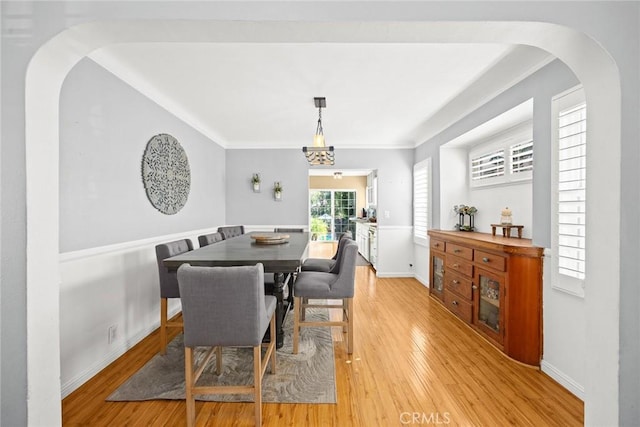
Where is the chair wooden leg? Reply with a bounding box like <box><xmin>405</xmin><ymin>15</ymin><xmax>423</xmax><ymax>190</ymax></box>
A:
<box><xmin>347</xmin><ymin>298</ymin><xmax>354</xmax><ymax>354</ymax></box>
<box><xmin>253</xmin><ymin>346</ymin><xmax>262</xmax><ymax>426</ymax></box>
<box><xmin>293</xmin><ymin>296</ymin><xmax>301</xmax><ymax>354</ymax></box>
<box><xmin>342</xmin><ymin>299</ymin><xmax>348</xmax><ymax>333</ymax></box>
<box><xmin>160</xmin><ymin>298</ymin><xmax>168</xmax><ymax>355</ymax></box>
<box><xmin>269</xmin><ymin>314</ymin><xmax>277</xmax><ymax>373</ymax></box>
<box><xmin>215</xmin><ymin>346</ymin><xmax>222</xmax><ymax>375</ymax></box>
<box><xmin>185</xmin><ymin>347</ymin><xmax>195</xmax><ymax>427</ymax></box>
<box><xmin>301</xmin><ymin>297</ymin><xmax>307</xmax><ymax>321</ymax></box>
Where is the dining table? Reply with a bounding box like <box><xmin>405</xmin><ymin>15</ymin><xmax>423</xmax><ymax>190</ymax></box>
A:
<box><xmin>163</xmin><ymin>231</ymin><xmax>310</xmax><ymax>348</ymax></box>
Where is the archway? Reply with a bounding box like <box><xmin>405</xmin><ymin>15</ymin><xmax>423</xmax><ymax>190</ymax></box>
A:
<box><xmin>25</xmin><ymin>20</ymin><xmax>620</xmax><ymax>424</ymax></box>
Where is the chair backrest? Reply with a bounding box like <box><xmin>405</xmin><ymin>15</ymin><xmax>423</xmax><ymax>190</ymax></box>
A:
<box><xmin>155</xmin><ymin>239</ymin><xmax>194</xmax><ymax>299</ymax></box>
<box><xmin>198</xmin><ymin>232</ymin><xmax>224</xmax><ymax>248</ymax></box>
<box><xmin>178</xmin><ymin>263</ymin><xmax>272</xmax><ymax>347</ymax></box>
<box><xmin>332</xmin><ymin>231</ymin><xmax>353</xmax><ymax>260</ymax></box>
<box><xmin>217</xmin><ymin>225</ymin><xmax>245</xmax><ymax>239</ymax></box>
<box><xmin>274</xmin><ymin>228</ymin><xmax>304</xmax><ymax>233</ymax></box>
<box><xmin>328</xmin><ymin>241</ymin><xmax>358</xmax><ymax>298</ymax></box>
<box><xmin>329</xmin><ymin>236</ymin><xmax>353</xmax><ymax>272</ymax></box>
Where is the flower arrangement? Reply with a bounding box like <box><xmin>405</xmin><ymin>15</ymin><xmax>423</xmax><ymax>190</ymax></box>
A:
<box><xmin>453</xmin><ymin>204</ymin><xmax>477</xmax><ymax>231</ymax></box>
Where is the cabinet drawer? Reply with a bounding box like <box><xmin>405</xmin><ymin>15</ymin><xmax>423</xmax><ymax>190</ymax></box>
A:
<box><xmin>446</xmin><ymin>243</ymin><xmax>473</xmax><ymax>260</ymax></box>
<box><xmin>446</xmin><ymin>256</ymin><xmax>473</xmax><ymax>277</ymax></box>
<box><xmin>430</xmin><ymin>238</ymin><xmax>446</xmax><ymax>252</ymax></box>
<box><xmin>444</xmin><ymin>290</ymin><xmax>473</xmax><ymax>323</ymax></box>
<box><xmin>444</xmin><ymin>272</ymin><xmax>473</xmax><ymax>300</ymax></box>
<box><xmin>475</xmin><ymin>250</ymin><xmax>507</xmax><ymax>272</ymax></box>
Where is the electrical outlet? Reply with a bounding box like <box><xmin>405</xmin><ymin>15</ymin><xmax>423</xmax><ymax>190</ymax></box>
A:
<box><xmin>108</xmin><ymin>325</ymin><xmax>118</xmax><ymax>344</ymax></box>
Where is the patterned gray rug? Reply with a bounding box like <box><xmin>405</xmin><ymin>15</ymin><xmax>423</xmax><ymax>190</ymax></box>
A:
<box><xmin>106</xmin><ymin>308</ymin><xmax>336</xmax><ymax>404</ymax></box>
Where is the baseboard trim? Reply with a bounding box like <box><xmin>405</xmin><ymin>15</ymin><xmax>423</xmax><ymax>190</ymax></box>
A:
<box><xmin>414</xmin><ymin>273</ymin><xmax>429</xmax><ymax>287</ymax></box>
<box><xmin>376</xmin><ymin>272</ymin><xmax>414</xmax><ymax>278</ymax></box>
<box><xmin>540</xmin><ymin>360</ymin><xmax>585</xmax><ymax>400</ymax></box>
<box><xmin>60</xmin><ymin>306</ymin><xmax>181</xmax><ymax>398</ymax></box>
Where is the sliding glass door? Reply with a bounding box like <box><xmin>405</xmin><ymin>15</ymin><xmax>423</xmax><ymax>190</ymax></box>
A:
<box><xmin>309</xmin><ymin>190</ymin><xmax>356</xmax><ymax>241</ymax></box>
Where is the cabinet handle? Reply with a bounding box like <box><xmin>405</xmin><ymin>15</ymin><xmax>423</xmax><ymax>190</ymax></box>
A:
<box><xmin>454</xmin><ymin>249</ymin><xmax>461</xmax><ymax>253</ymax></box>
<box><xmin>482</xmin><ymin>257</ymin><xmax>490</xmax><ymax>263</ymax></box>
<box><xmin>434</xmin><ymin>243</ymin><xmax>440</xmax><ymax>247</ymax></box>
<box><xmin>472</xmin><ymin>285</ymin><xmax>478</xmax><ymax>290</ymax></box>
<box><xmin>452</xmin><ymin>280</ymin><xmax>459</xmax><ymax>284</ymax></box>
<box><xmin>452</xmin><ymin>300</ymin><xmax>459</xmax><ymax>306</ymax></box>
<box><xmin>453</xmin><ymin>263</ymin><xmax>459</xmax><ymax>268</ymax></box>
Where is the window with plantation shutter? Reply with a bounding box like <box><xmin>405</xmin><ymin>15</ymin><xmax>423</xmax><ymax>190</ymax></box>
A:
<box><xmin>468</xmin><ymin>120</ymin><xmax>533</xmax><ymax>188</ymax></box>
<box><xmin>552</xmin><ymin>86</ymin><xmax>586</xmax><ymax>297</ymax></box>
<box><xmin>471</xmin><ymin>149</ymin><xmax>505</xmax><ymax>181</ymax></box>
<box><xmin>511</xmin><ymin>140</ymin><xmax>534</xmax><ymax>174</ymax></box>
<box><xmin>413</xmin><ymin>158</ymin><xmax>431</xmax><ymax>246</ymax></box>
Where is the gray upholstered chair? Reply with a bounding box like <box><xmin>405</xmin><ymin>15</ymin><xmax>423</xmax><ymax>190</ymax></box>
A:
<box><xmin>155</xmin><ymin>239</ymin><xmax>194</xmax><ymax>354</ymax></box>
<box><xmin>301</xmin><ymin>231</ymin><xmax>353</xmax><ymax>273</ymax></box>
<box><xmin>273</xmin><ymin>227</ymin><xmax>304</xmax><ymax>233</ymax></box>
<box><xmin>293</xmin><ymin>240</ymin><xmax>358</xmax><ymax>354</ymax></box>
<box><xmin>197</xmin><ymin>231</ymin><xmax>224</xmax><ymax>247</ymax></box>
<box><xmin>178</xmin><ymin>263</ymin><xmax>276</xmax><ymax>427</ymax></box>
<box><xmin>217</xmin><ymin>225</ymin><xmax>245</xmax><ymax>239</ymax></box>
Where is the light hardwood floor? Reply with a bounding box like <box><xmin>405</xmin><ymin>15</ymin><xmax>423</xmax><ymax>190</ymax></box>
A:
<box><xmin>62</xmin><ymin>242</ymin><xmax>583</xmax><ymax>426</ymax></box>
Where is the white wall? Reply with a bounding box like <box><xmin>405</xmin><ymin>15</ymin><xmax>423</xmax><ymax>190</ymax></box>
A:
<box><xmin>469</xmin><ymin>184</ymin><xmax>532</xmax><ymax>238</ymax></box>
<box><xmin>58</xmin><ymin>58</ymin><xmax>227</xmax><ymax>396</ymax></box>
<box><xmin>60</xmin><ymin>58</ymin><xmax>226</xmax><ymax>252</ymax></box>
<box><xmin>59</xmin><ymin>228</ymin><xmax>216</xmax><ymax>397</ymax></box>
<box><xmin>418</xmin><ymin>60</ymin><xmax>584</xmax><ymax>400</ymax></box>
<box><xmin>439</xmin><ymin>147</ymin><xmax>469</xmax><ymax>230</ymax></box>
<box><xmin>376</xmin><ymin>226</ymin><xmax>414</xmax><ymax>278</ymax></box>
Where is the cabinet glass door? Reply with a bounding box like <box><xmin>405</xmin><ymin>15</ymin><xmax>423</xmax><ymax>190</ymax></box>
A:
<box><xmin>475</xmin><ymin>269</ymin><xmax>504</xmax><ymax>343</ymax></box>
<box><xmin>431</xmin><ymin>254</ymin><xmax>445</xmax><ymax>300</ymax></box>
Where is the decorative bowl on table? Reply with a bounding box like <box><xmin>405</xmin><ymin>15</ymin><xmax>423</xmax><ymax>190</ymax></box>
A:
<box><xmin>250</xmin><ymin>233</ymin><xmax>290</xmax><ymax>245</ymax></box>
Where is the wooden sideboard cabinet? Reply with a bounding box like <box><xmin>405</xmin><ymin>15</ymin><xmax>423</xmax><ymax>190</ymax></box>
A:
<box><xmin>427</xmin><ymin>230</ymin><xmax>544</xmax><ymax>366</ymax></box>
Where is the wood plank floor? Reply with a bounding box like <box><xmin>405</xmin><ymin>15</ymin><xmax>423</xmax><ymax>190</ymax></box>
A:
<box><xmin>62</xmin><ymin>242</ymin><xmax>583</xmax><ymax>426</ymax></box>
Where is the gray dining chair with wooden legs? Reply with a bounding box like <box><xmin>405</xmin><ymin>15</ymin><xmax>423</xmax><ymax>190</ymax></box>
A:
<box><xmin>293</xmin><ymin>240</ymin><xmax>358</xmax><ymax>354</ymax></box>
<box><xmin>301</xmin><ymin>231</ymin><xmax>352</xmax><ymax>273</ymax></box>
<box><xmin>177</xmin><ymin>263</ymin><xmax>276</xmax><ymax>427</ymax></box>
<box><xmin>155</xmin><ymin>239</ymin><xmax>194</xmax><ymax>355</ymax></box>
<box><xmin>197</xmin><ymin>231</ymin><xmax>224</xmax><ymax>247</ymax></box>
<box><xmin>217</xmin><ymin>225</ymin><xmax>245</xmax><ymax>239</ymax></box>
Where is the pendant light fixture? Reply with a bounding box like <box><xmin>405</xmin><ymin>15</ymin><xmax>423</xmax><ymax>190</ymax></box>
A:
<box><xmin>302</xmin><ymin>97</ymin><xmax>335</xmax><ymax>165</ymax></box>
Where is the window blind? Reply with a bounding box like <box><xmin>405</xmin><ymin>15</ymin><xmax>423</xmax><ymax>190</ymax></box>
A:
<box><xmin>471</xmin><ymin>149</ymin><xmax>505</xmax><ymax>180</ymax></box>
<box><xmin>557</xmin><ymin>103</ymin><xmax>586</xmax><ymax>280</ymax></box>
<box><xmin>413</xmin><ymin>159</ymin><xmax>430</xmax><ymax>244</ymax></box>
<box><xmin>510</xmin><ymin>140</ymin><xmax>534</xmax><ymax>174</ymax></box>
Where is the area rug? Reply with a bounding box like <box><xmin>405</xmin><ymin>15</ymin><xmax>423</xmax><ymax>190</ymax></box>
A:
<box><xmin>106</xmin><ymin>308</ymin><xmax>336</xmax><ymax>404</ymax></box>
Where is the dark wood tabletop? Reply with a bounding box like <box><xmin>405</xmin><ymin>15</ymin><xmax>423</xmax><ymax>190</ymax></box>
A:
<box><xmin>163</xmin><ymin>231</ymin><xmax>310</xmax><ymax>348</ymax></box>
<box><xmin>163</xmin><ymin>231</ymin><xmax>310</xmax><ymax>272</ymax></box>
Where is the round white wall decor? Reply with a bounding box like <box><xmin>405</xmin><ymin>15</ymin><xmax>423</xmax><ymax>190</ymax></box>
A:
<box><xmin>141</xmin><ymin>133</ymin><xmax>191</xmax><ymax>215</ymax></box>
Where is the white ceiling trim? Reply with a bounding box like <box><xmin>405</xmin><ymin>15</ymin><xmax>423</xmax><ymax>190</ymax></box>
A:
<box><xmin>85</xmin><ymin>22</ymin><xmax>554</xmax><ymax>150</ymax></box>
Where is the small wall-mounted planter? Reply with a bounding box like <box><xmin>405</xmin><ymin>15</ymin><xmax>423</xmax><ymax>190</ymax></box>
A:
<box><xmin>273</xmin><ymin>182</ymin><xmax>283</xmax><ymax>201</ymax></box>
<box><xmin>252</xmin><ymin>174</ymin><xmax>261</xmax><ymax>193</ymax></box>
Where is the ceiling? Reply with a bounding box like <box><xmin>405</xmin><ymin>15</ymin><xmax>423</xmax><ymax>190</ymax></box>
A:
<box><xmin>89</xmin><ymin>42</ymin><xmax>551</xmax><ymax>150</ymax></box>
